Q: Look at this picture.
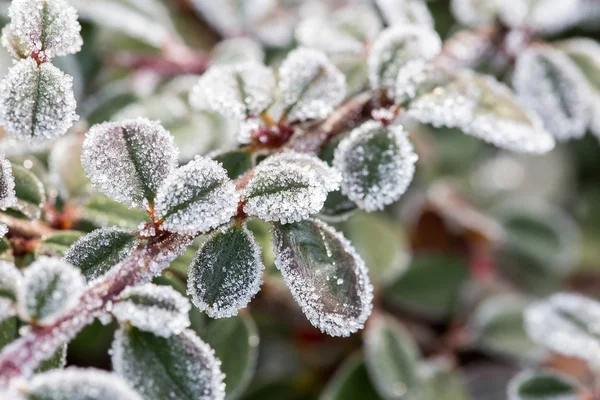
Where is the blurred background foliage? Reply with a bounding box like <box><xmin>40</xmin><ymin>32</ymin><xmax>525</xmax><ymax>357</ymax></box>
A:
<box><xmin>1</xmin><ymin>0</ymin><xmax>600</xmax><ymax>399</ymax></box>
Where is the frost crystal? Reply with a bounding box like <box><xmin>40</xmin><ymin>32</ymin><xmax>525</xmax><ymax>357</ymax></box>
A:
<box><xmin>0</xmin><ymin>260</ymin><xmax>21</xmax><ymax>301</ymax></box>
<box><xmin>513</xmin><ymin>47</ymin><xmax>591</xmax><ymax>141</ymax></box>
<box><xmin>271</xmin><ymin>219</ymin><xmax>373</xmax><ymax>337</ymax></box>
<box><xmin>0</xmin><ymin>153</ymin><xmax>16</xmax><ymax>209</ymax></box>
<box><xmin>371</xmin><ymin>0</ymin><xmax>434</xmax><ymax>27</ymax></box>
<box><xmin>112</xmin><ymin>283</ymin><xmax>191</xmax><ymax>338</ymax></box>
<box><xmin>6</xmin><ymin>0</ymin><xmax>82</xmax><ymax>59</ymax></box>
<box><xmin>400</xmin><ymin>62</ymin><xmax>555</xmax><ymax>153</ymax></box>
<box><xmin>154</xmin><ymin>156</ymin><xmax>239</xmax><ymax>235</ymax></box>
<box><xmin>112</xmin><ymin>327</ymin><xmax>226</xmax><ymax>400</ymax></box>
<box><xmin>278</xmin><ymin>47</ymin><xmax>347</xmax><ymax>122</ymax></box>
<box><xmin>334</xmin><ymin>121</ymin><xmax>418</xmax><ymax>212</ymax></box>
<box><xmin>188</xmin><ymin>222</ymin><xmax>264</xmax><ymax>319</ymax></box>
<box><xmin>525</xmin><ymin>293</ymin><xmax>600</xmax><ymax>369</ymax></box>
<box><xmin>368</xmin><ymin>26</ymin><xmax>441</xmax><ymax>98</ymax></box>
<box><xmin>26</xmin><ymin>367</ymin><xmax>143</xmax><ymax>400</ymax></box>
<box><xmin>81</xmin><ymin>118</ymin><xmax>178</xmax><ymax>209</ymax></box>
<box><xmin>190</xmin><ymin>62</ymin><xmax>275</xmax><ymax>122</ymax></box>
<box><xmin>243</xmin><ymin>151</ymin><xmax>341</xmax><ymax>224</ymax></box>
<box><xmin>16</xmin><ymin>257</ymin><xmax>85</xmax><ymax>324</ymax></box>
<box><xmin>0</xmin><ymin>58</ymin><xmax>78</xmax><ymax>141</ymax></box>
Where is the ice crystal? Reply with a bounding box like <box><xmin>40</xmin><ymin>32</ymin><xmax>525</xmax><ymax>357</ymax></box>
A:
<box><xmin>81</xmin><ymin>118</ymin><xmax>178</xmax><ymax>209</ymax></box>
<box><xmin>295</xmin><ymin>6</ymin><xmax>381</xmax><ymax>55</ymax></box>
<box><xmin>525</xmin><ymin>293</ymin><xmax>600</xmax><ymax>368</ymax></box>
<box><xmin>112</xmin><ymin>283</ymin><xmax>191</xmax><ymax>338</ymax></box>
<box><xmin>333</xmin><ymin>121</ymin><xmax>418</xmax><ymax>212</ymax></box>
<box><xmin>278</xmin><ymin>47</ymin><xmax>347</xmax><ymax>122</ymax></box>
<box><xmin>26</xmin><ymin>367</ymin><xmax>143</xmax><ymax>400</ymax></box>
<box><xmin>514</xmin><ymin>47</ymin><xmax>591</xmax><ymax>141</ymax></box>
<box><xmin>16</xmin><ymin>257</ymin><xmax>85</xmax><ymax>324</ymax></box>
<box><xmin>112</xmin><ymin>327</ymin><xmax>226</xmax><ymax>400</ymax></box>
<box><xmin>0</xmin><ymin>153</ymin><xmax>16</xmax><ymax>209</ymax></box>
<box><xmin>188</xmin><ymin>222</ymin><xmax>264</xmax><ymax>319</ymax></box>
<box><xmin>271</xmin><ymin>219</ymin><xmax>373</xmax><ymax>337</ymax></box>
<box><xmin>0</xmin><ymin>58</ymin><xmax>78</xmax><ymax>141</ymax></box>
<box><xmin>0</xmin><ymin>223</ymin><xmax>7</xmax><ymax>239</ymax></box>
<box><xmin>154</xmin><ymin>156</ymin><xmax>239</xmax><ymax>235</ymax></box>
<box><xmin>371</xmin><ymin>0</ymin><xmax>434</xmax><ymax>27</ymax></box>
<box><xmin>368</xmin><ymin>26</ymin><xmax>441</xmax><ymax>98</ymax></box>
<box><xmin>243</xmin><ymin>151</ymin><xmax>341</xmax><ymax>224</ymax></box>
<box><xmin>189</xmin><ymin>62</ymin><xmax>275</xmax><ymax>123</ymax></box>
<box><xmin>6</xmin><ymin>0</ymin><xmax>82</xmax><ymax>59</ymax></box>
<box><xmin>210</xmin><ymin>37</ymin><xmax>265</xmax><ymax>65</ymax></box>
<box><xmin>1</xmin><ymin>25</ymin><xmax>28</xmax><ymax>59</ymax></box>
<box><xmin>399</xmin><ymin>62</ymin><xmax>555</xmax><ymax>153</ymax></box>
<box><xmin>0</xmin><ymin>260</ymin><xmax>22</xmax><ymax>301</ymax></box>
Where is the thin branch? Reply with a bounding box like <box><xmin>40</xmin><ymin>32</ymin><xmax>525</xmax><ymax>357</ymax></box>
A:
<box><xmin>0</xmin><ymin>213</ymin><xmax>54</xmax><ymax>239</ymax></box>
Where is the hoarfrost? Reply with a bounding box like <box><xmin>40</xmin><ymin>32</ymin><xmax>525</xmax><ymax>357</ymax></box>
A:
<box><xmin>0</xmin><ymin>153</ymin><xmax>16</xmax><ymax>209</ymax></box>
<box><xmin>0</xmin><ymin>260</ymin><xmax>22</xmax><ymax>300</ymax></box>
<box><xmin>112</xmin><ymin>283</ymin><xmax>191</xmax><ymax>338</ymax></box>
<box><xmin>154</xmin><ymin>156</ymin><xmax>239</xmax><ymax>235</ymax></box>
<box><xmin>371</xmin><ymin>0</ymin><xmax>434</xmax><ymax>27</ymax></box>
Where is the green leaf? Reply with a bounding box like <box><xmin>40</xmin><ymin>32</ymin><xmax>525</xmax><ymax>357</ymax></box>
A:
<box><xmin>321</xmin><ymin>353</ymin><xmax>383</xmax><ymax>400</ymax></box>
<box><xmin>508</xmin><ymin>371</ymin><xmax>581</xmax><ymax>400</ymax></box>
<box><xmin>0</xmin><ymin>316</ymin><xmax>17</xmax><ymax>351</ymax></box>
<box><xmin>49</xmin><ymin>134</ymin><xmax>90</xmax><ymax>199</ymax></box>
<box><xmin>64</xmin><ymin>227</ymin><xmax>137</xmax><ymax>282</ymax></box>
<box><xmin>37</xmin><ymin>231</ymin><xmax>84</xmax><ymax>257</ymax></box>
<box><xmin>36</xmin><ymin>344</ymin><xmax>67</xmax><ymax>373</ymax></box>
<box><xmin>271</xmin><ymin>218</ymin><xmax>373</xmax><ymax>337</ymax></box>
<box><xmin>188</xmin><ymin>222</ymin><xmax>263</xmax><ymax>318</ymax></box>
<box><xmin>112</xmin><ymin>326</ymin><xmax>225</xmax><ymax>400</ymax></box>
<box><xmin>8</xmin><ymin>163</ymin><xmax>46</xmax><ymax>220</ymax></box>
<box><xmin>417</xmin><ymin>361</ymin><xmax>470</xmax><ymax>400</ymax></box>
<box><xmin>320</xmin><ymin>190</ymin><xmax>358</xmax><ymax>222</ymax></box>
<box><xmin>201</xmin><ymin>314</ymin><xmax>259</xmax><ymax>400</ymax></box>
<box><xmin>81</xmin><ymin>195</ymin><xmax>150</xmax><ymax>230</ymax></box>
<box><xmin>363</xmin><ymin>314</ymin><xmax>420</xmax><ymax>400</ymax></box>
<box><xmin>384</xmin><ymin>254</ymin><xmax>468</xmax><ymax>319</ymax></box>
<box><xmin>0</xmin><ymin>237</ymin><xmax>13</xmax><ymax>262</ymax></box>
<box><xmin>213</xmin><ymin>150</ymin><xmax>253</xmax><ymax>180</ymax></box>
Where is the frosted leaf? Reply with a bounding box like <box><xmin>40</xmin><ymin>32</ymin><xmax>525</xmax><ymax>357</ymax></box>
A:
<box><xmin>0</xmin><ymin>58</ymin><xmax>78</xmax><ymax>141</ymax></box>
<box><xmin>368</xmin><ymin>26</ymin><xmax>441</xmax><ymax>98</ymax></box>
<box><xmin>371</xmin><ymin>0</ymin><xmax>434</xmax><ymax>28</ymax></box>
<box><xmin>25</xmin><ymin>367</ymin><xmax>143</xmax><ymax>400</ymax></box>
<box><xmin>210</xmin><ymin>38</ymin><xmax>264</xmax><ymax>66</ymax></box>
<box><xmin>295</xmin><ymin>6</ymin><xmax>381</xmax><ymax>56</ymax></box>
<box><xmin>188</xmin><ymin>222</ymin><xmax>264</xmax><ymax>318</ymax></box>
<box><xmin>1</xmin><ymin>25</ymin><xmax>29</xmax><ymax>59</ymax></box>
<box><xmin>112</xmin><ymin>283</ymin><xmax>190</xmax><ymax>338</ymax></box>
<box><xmin>0</xmin><ymin>153</ymin><xmax>16</xmax><ymax>209</ymax></box>
<box><xmin>451</xmin><ymin>0</ymin><xmax>502</xmax><ymax>27</ymax></box>
<box><xmin>525</xmin><ymin>293</ymin><xmax>600</xmax><ymax>369</ymax></box>
<box><xmin>0</xmin><ymin>387</ymin><xmax>23</xmax><ymax>400</ymax></box>
<box><xmin>278</xmin><ymin>47</ymin><xmax>347</xmax><ymax>122</ymax></box>
<box><xmin>243</xmin><ymin>151</ymin><xmax>341</xmax><ymax>224</ymax></box>
<box><xmin>333</xmin><ymin>121</ymin><xmax>418</xmax><ymax>212</ymax></box>
<box><xmin>0</xmin><ymin>223</ymin><xmax>7</xmax><ymax>239</ymax></box>
<box><xmin>0</xmin><ymin>260</ymin><xmax>22</xmax><ymax>302</ymax></box>
<box><xmin>81</xmin><ymin>118</ymin><xmax>178</xmax><ymax>209</ymax></box>
<box><xmin>7</xmin><ymin>0</ymin><xmax>82</xmax><ymax>59</ymax></box>
<box><xmin>557</xmin><ymin>38</ymin><xmax>600</xmax><ymax>138</ymax></box>
<box><xmin>189</xmin><ymin>62</ymin><xmax>275</xmax><ymax>122</ymax></box>
<box><xmin>271</xmin><ymin>219</ymin><xmax>373</xmax><ymax>337</ymax></box>
<box><xmin>504</xmin><ymin>0</ymin><xmax>586</xmax><ymax>36</ymax></box>
<box><xmin>154</xmin><ymin>156</ymin><xmax>239</xmax><ymax>235</ymax></box>
<box><xmin>112</xmin><ymin>326</ymin><xmax>226</xmax><ymax>400</ymax></box>
<box><xmin>9</xmin><ymin>163</ymin><xmax>46</xmax><ymax>220</ymax></box>
<box><xmin>63</xmin><ymin>227</ymin><xmax>138</xmax><ymax>282</ymax></box>
<box><xmin>399</xmin><ymin>62</ymin><xmax>555</xmax><ymax>153</ymax></box>
<box><xmin>513</xmin><ymin>47</ymin><xmax>591</xmax><ymax>141</ymax></box>
<box><xmin>48</xmin><ymin>133</ymin><xmax>90</xmax><ymax>199</ymax></box>
<box><xmin>16</xmin><ymin>257</ymin><xmax>85</xmax><ymax>324</ymax></box>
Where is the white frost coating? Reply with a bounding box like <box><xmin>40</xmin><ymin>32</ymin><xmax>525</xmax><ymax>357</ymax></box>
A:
<box><xmin>112</xmin><ymin>283</ymin><xmax>191</xmax><ymax>338</ymax></box>
<box><xmin>400</xmin><ymin>62</ymin><xmax>555</xmax><ymax>154</ymax></box>
<box><xmin>154</xmin><ymin>156</ymin><xmax>239</xmax><ymax>235</ymax></box>
<box><xmin>451</xmin><ymin>0</ymin><xmax>502</xmax><ymax>27</ymax></box>
<box><xmin>190</xmin><ymin>62</ymin><xmax>275</xmax><ymax>121</ymax></box>
<box><xmin>26</xmin><ymin>367</ymin><xmax>143</xmax><ymax>400</ymax></box>
<box><xmin>0</xmin><ymin>260</ymin><xmax>22</xmax><ymax>299</ymax></box>
<box><xmin>0</xmin><ymin>223</ymin><xmax>7</xmax><ymax>239</ymax></box>
<box><xmin>513</xmin><ymin>47</ymin><xmax>591</xmax><ymax>141</ymax></box>
<box><xmin>188</xmin><ymin>222</ymin><xmax>264</xmax><ymax>318</ymax></box>
<box><xmin>334</xmin><ymin>121</ymin><xmax>418</xmax><ymax>212</ymax></box>
<box><xmin>112</xmin><ymin>327</ymin><xmax>226</xmax><ymax>400</ymax></box>
<box><xmin>81</xmin><ymin>118</ymin><xmax>178</xmax><ymax>209</ymax></box>
<box><xmin>210</xmin><ymin>37</ymin><xmax>265</xmax><ymax>65</ymax></box>
<box><xmin>525</xmin><ymin>293</ymin><xmax>600</xmax><ymax>369</ymax></box>
<box><xmin>243</xmin><ymin>151</ymin><xmax>341</xmax><ymax>224</ymax></box>
<box><xmin>0</xmin><ymin>153</ymin><xmax>16</xmax><ymax>209</ymax></box>
<box><xmin>6</xmin><ymin>0</ymin><xmax>82</xmax><ymax>59</ymax></box>
<box><xmin>16</xmin><ymin>257</ymin><xmax>85</xmax><ymax>325</ymax></box>
<box><xmin>278</xmin><ymin>47</ymin><xmax>347</xmax><ymax>122</ymax></box>
<box><xmin>295</xmin><ymin>6</ymin><xmax>381</xmax><ymax>55</ymax></box>
<box><xmin>371</xmin><ymin>0</ymin><xmax>434</xmax><ymax>27</ymax></box>
<box><xmin>368</xmin><ymin>25</ymin><xmax>441</xmax><ymax>97</ymax></box>
<box><xmin>271</xmin><ymin>219</ymin><xmax>373</xmax><ymax>337</ymax></box>
<box><xmin>0</xmin><ymin>58</ymin><xmax>78</xmax><ymax>141</ymax></box>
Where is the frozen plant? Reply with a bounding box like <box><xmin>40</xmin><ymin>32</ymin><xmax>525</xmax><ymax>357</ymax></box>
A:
<box><xmin>0</xmin><ymin>0</ymin><xmax>597</xmax><ymax>399</ymax></box>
